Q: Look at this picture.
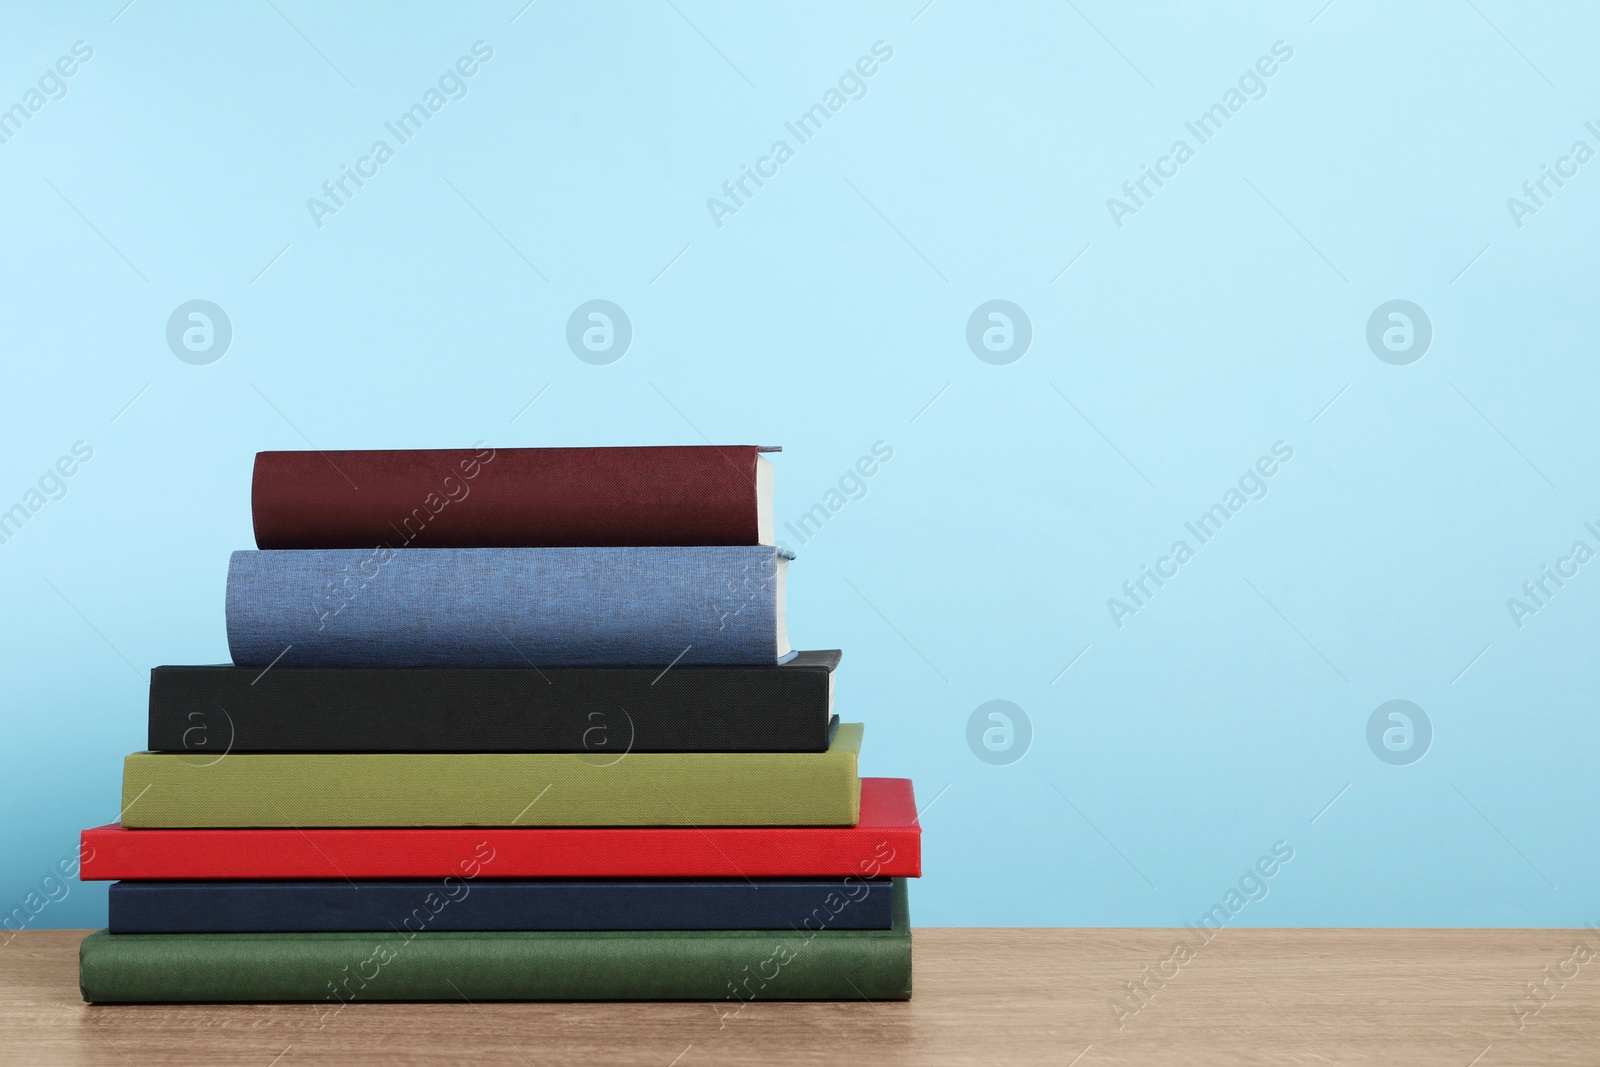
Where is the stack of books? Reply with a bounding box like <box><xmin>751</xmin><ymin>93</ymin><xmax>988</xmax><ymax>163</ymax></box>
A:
<box><xmin>77</xmin><ymin>445</ymin><xmax>919</xmax><ymax>1004</ymax></box>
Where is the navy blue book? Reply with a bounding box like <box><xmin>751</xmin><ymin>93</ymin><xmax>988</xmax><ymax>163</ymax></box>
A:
<box><xmin>226</xmin><ymin>546</ymin><xmax>795</xmax><ymax>668</ymax></box>
<box><xmin>107</xmin><ymin>879</ymin><xmax>893</xmax><ymax>933</ymax></box>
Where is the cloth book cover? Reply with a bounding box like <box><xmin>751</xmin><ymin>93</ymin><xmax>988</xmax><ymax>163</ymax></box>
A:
<box><xmin>82</xmin><ymin>777</ymin><xmax>919</xmax><ymax>879</ymax></box>
<box><xmin>147</xmin><ymin>651</ymin><xmax>841</xmax><ymax>753</ymax></box>
<box><xmin>252</xmin><ymin>445</ymin><xmax>779</xmax><ymax>549</ymax></box>
<box><xmin>119</xmin><ymin>724</ymin><xmax>863</xmax><ymax>828</ymax></box>
<box><xmin>226</xmin><ymin>546</ymin><xmax>795</xmax><ymax>668</ymax></box>
<box><xmin>107</xmin><ymin>878</ymin><xmax>893</xmax><ymax>933</ymax></box>
<box><xmin>80</xmin><ymin>879</ymin><xmax>912</xmax><ymax>1003</ymax></box>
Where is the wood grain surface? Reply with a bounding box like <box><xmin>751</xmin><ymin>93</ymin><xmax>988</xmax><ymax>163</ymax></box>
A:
<box><xmin>4</xmin><ymin>928</ymin><xmax>1598</xmax><ymax>1065</ymax></box>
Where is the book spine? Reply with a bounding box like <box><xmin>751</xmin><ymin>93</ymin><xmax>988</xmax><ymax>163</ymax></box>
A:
<box><xmin>80</xmin><ymin>883</ymin><xmax>912</xmax><ymax>1003</ymax></box>
<box><xmin>225</xmin><ymin>546</ymin><xmax>784</xmax><ymax>668</ymax></box>
<box><xmin>147</xmin><ymin>662</ymin><xmax>834</xmax><ymax>753</ymax></box>
<box><xmin>107</xmin><ymin>878</ymin><xmax>895</xmax><ymax>933</ymax></box>
<box><xmin>251</xmin><ymin>446</ymin><xmax>761</xmax><ymax>549</ymax></box>
<box><xmin>119</xmin><ymin>728</ymin><xmax>862</xmax><ymax>828</ymax></box>
<box><xmin>81</xmin><ymin>824</ymin><xmax>921</xmax><ymax>879</ymax></box>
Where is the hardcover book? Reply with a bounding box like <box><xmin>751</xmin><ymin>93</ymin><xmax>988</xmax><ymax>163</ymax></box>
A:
<box><xmin>82</xmin><ymin>777</ymin><xmax>920</xmax><ymax>879</ymax></box>
<box><xmin>119</xmin><ymin>724</ymin><xmax>863</xmax><ymax>828</ymax></box>
<box><xmin>148</xmin><ymin>652</ymin><xmax>841</xmax><ymax>753</ymax></box>
<box><xmin>107</xmin><ymin>877</ymin><xmax>894</xmax><ymax>933</ymax></box>
<box><xmin>80</xmin><ymin>879</ymin><xmax>912</xmax><ymax>1003</ymax></box>
<box><xmin>226</xmin><ymin>546</ymin><xmax>794</xmax><ymax>668</ymax></box>
<box><xmin>252</xmin><ymin>445</ymin><xmax>779</xmax><ymax>549</ymax></box>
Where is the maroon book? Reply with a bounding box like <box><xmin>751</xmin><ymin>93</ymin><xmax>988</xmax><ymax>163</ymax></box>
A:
<box><xmin>251</xmin><ymin>445</ymin><xmax>779</xmax><ymax>549</ymax></box>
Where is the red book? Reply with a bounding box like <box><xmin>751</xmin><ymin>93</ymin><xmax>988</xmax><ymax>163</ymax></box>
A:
<box><xmin>251</xmin><ymin>445</ymin><xmax>778</xmax><ymax>549</ymax></box>
<box><xmin>80</xmin><ymin>778</ymin><xmax>921</xmax><ymax>880</ymax></box>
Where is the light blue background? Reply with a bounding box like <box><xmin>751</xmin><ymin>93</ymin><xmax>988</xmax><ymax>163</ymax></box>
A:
<box><xmin>3</xmin><ymin>0</ymin><xmax>1597</xmax><ymax>929</ymax></box>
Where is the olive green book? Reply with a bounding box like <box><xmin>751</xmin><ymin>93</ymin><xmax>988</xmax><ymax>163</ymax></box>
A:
<box><xmin>121</xmin><ymin>724</ymin><xmax>862</xmax><ymax>828</ymax></box>
<box><xmin>80</xmin><ymin>878</ymin><xmax>912</xmax><ymax>1003</ymax></box>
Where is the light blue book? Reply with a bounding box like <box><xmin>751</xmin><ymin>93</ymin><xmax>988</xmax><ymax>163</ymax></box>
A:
<box><xmin>225</xmin><ymin>546</ymin><xmax>795</xmax><ymax>668</ymax></box>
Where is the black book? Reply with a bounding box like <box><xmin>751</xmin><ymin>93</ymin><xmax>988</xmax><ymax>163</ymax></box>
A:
<box><xmin>149</xmin><ymin>651</ymin><xmax>841</xmax><ymax>754</ymax></box>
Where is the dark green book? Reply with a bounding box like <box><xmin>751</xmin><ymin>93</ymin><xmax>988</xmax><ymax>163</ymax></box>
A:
<box><xmin>79</xmin><ymin>879</ymin><xmax>913</xmax><ymax>1003</ymax></box>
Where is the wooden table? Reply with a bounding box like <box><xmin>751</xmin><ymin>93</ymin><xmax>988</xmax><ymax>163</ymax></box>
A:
<box><xmin>4</xmin><ymin>928</ymin><xmax>1597</xmax><ymax>1064</ymax></box>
